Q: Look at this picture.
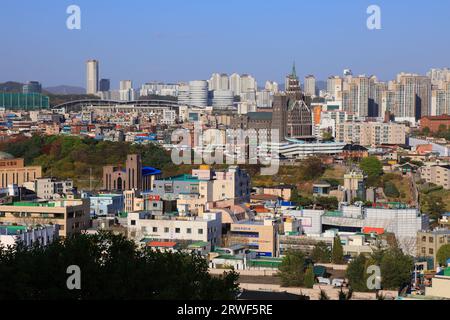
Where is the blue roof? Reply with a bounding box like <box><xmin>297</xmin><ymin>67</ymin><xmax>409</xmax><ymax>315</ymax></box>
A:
<box><xmin>142</xmin><ymin>167</ymin><xmax>162</xmax><ymax>177</ymax></box>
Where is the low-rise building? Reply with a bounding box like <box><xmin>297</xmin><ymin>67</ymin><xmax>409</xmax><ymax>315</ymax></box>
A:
<box><xmin>0</xmin><ymin>194</ymin><xmax>90</xmax><ymax>238</ymax></box>
<box><xmin>127</xmin><ymin>211</ymin><xmax>222</xmax><ymax>250</ymax></box>
<box><xmin>417</xmin><ymin>230</ymin><xmax>450</xmax><ymax>269</ymax></box>
<box><xmin>227</xmin><ymin>219</ymin><xmax>278</xmax><ymax>257</ymax></box>
<box><xmin>0</xmin><ymin>155</ymin><xmax>42</xmax><ymax>189</ymax></box>
<box><xmin>420</xmin><ymin>165</ymin><xmax>450</xmax><ymax>189</ymax></box>
<box><xmin>89</xmin><ymin>193</ymin><xmax>124</xmax><ymax>217</ymax></box>
<box><xmin>0</xmin><ymin>224</ymin><xmax>59</xmax><ymax>247</ymax></box>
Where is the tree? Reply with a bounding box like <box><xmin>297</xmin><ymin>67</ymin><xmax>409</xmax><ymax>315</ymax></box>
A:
<box><xmin>380</xmin><ymin>247</ymin><xmax>414</xmax><ymax>290</ymax></box>
<box><xmin>304</xmin><ymin>265</ymin><xmax>315</xmax><ymax>289</ymax></box>
<box><xmin>278</xmin><ymin>250</ymin><xmax>306</xmax><ymax>287</ymax></box>
<box><xmin>299</xmin><ymin>157</ymin><xmax>325</xmax><ymax>181</ymax></box>
<box><xmin>311</xmin><ymin>242</ymin><xmax>331</xmax><ymax>263</ymax></box>
<box><xmin>314</xmin><ymin>196</ymin><xmax>339</xmax><ymax>211</ymax></box>
<box><xmin>0</xmin><ymin>232</ymin><xmax>239</xmax><ymax>300</ymax></box>
<box><xmin>346</xmin><ymin>255</ymin><xmax>370</xmax><ymax>292</ymax></box>
<box><xmin>331</xmin><ymin>236</ymin><xmax>344</xmax><ymax>265</ymax></box>
<box><xmin>319</xmin><ymin>289</ymin><xmax>330</xmax><ymax>300</ymax></box>
<box><xmin>421</xmin><ymin>127</ymin><xmax>430</xmax><ymax>136</ymax></box>
<box><xmin>436</xmin><ymin>244</ymin><xmax>450</xmax><ymax>267</ymax></box>
<box><xmin>384</xmin><ymin>181</ymin><xmax>400</xmax><ymax>198</ymax></box>
<box><xmin>338</xmin><ymin>288</ymin><xmax>353</xmax><ymax>300</ymax></box>
<box><xmin>359</xmin><ymin>157</ymin><xmax>383</xmax><ymax>179</ymax></box>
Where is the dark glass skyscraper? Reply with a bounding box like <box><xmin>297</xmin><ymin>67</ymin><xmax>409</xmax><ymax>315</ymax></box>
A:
<box><xmin>99</xmin><ymin>79</ymin><xmax>110</xmax><ymax>92</ymax></box>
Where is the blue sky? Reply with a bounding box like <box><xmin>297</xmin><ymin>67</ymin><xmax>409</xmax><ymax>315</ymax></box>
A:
<box><xmin>0</xmin><ymin>0</ymin><xmax>449</xmax><ymax>88</ymax></box>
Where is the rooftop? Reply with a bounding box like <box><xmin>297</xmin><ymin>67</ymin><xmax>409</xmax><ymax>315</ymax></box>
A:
<box><xmin>159</xmin><ymin>174</ymin><xmax>199</xmax><ymax>182</ymax></box>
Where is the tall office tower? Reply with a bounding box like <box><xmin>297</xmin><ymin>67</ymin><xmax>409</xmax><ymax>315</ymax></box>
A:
<box><xmin>369</xmin><ymin>77</ymin><xmax>387</xmax><ymax>117</ymax></box>
<box><xmin>178</xmin><ymin>83</ymin><xmax>190</xmax><ymax>105</ymax></box>
<box><xmin>265</xmin><ymin>81</ymin><xmax>279</xmax><ymax>94</ymax></box>
<box><xmin>22</xmin><ymin>81</ymin><xmax>42</xmax><ymax>94</ymax></box>
<box><xmin>304</xmin><ymin>75</ymin><xmax>316</xmax><ymax>96</ymax></box>
<box><xmin>327</xmin><ymin>76</ymin><xmax>343</xmax><ymax>99</ymax></box>
<box><xmin>285</xmin><ymin>63</ymin><xmax>303</xmax><ymax>101</ymax></box>
<box><xmin>240</xmin><ymin>74</ymin><xmax>257</xmax><ymax>93</ymax></box>
<box><xmin>189</xmin><ymin>80</ymin><xmax>208</xmax><ymax>107</ymax></box>
<box><xmin>393</xmin><ymin>73</ymin><xmax>431</xmax><ymax>120</ymax></box>
<box><xmin>342</xmin><ymin>76</ymin><xmax>369</xmax><ymax>117</ymax></box>
<box><xmin>86</xmin><ymin>60</ymin><xmax>99</xmax><ymax>94</ymax></box>
<box><xmin>230</xmin><ymin>73</ymin><xmax>241</xmax><ymax>96</ymax></box>
<box><xmin>99</xmin><ymin>79</ymin><xmax>110</xmax><ymax>92</ymax></box>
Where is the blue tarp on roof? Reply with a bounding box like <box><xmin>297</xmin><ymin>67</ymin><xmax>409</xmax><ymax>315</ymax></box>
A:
<box><xmin>142</xmin><ymin>167</ymin><xmax>162</xmax><ymax>177</ymax></box>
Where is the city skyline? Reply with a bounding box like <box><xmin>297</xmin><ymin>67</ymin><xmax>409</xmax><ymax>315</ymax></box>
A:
<box><xmin>1</xmin><ymin>0</ymin><xmax>450</xmax><ymax>87</ymax></box>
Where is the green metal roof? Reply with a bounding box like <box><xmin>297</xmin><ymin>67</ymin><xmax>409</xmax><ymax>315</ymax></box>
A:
<box><xmin>160</xmin><ymin>174</ymin><xmax>199</xmax><ymax>182</ymax></box>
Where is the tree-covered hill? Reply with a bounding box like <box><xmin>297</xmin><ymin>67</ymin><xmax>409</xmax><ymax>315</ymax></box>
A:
<box><xmin>0</xmin><ymin>135</ymin><xmax>184</xmax><ymax>190</ymax></box>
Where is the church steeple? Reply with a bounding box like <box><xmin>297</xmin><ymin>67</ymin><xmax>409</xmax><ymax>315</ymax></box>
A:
<box><xmin>291</xmin><ymin>61</ymin><xmax>298</xmax><ymax>79</ymax></box>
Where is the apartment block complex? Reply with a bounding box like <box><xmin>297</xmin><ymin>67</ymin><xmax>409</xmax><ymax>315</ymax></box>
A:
<box><xmin>336</xmin><ymin>122</ymin><xmax>406</xmax><ymax>146</ymax></box>
<box><xmin>420</xmin><ymin>165</ymin><xmax>450</xmax><ymax>190</ymax></box>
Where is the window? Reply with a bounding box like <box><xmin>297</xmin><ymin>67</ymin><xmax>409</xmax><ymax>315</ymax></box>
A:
<box><xmin>131</xmin><ymin>220</ymin><xmax>136</xmax><ymax>226</ymax></box>
<box><xmin>422</xmin><ymin>236</ymin><xmax>426</xmax><ymax>242</ymax></box>
<box><xmin>429</xmin><ymin>248</ymin><xmax>434</xmax><ymax>255</ymax></box>
<box><xmin>429</xmin><ymin>237</ymin><xmax>434</xmax><ymax>243</ymax></box>
<box><xmin>164</xmin><ymin>227</ymin><xmax>169</xmax><ymax>233</ymax></box>
<box><xmin>152</xmin><ymin>227</ymin><xmax>158</xmax><ymax>233</ymax></box>
<box><xmin>198</xmin><ymin>229</ymin><xmax>204</xmax><ymax>235</ymax></box>
<box><xmin>175</xmin><ymin>228</ymin><xmax>181</xmax><ymax>234</ymax></box>
<box><xmin>187</xmin><ymin>228</ymin><xmax>192</xmax><ymax>234</ymax></box>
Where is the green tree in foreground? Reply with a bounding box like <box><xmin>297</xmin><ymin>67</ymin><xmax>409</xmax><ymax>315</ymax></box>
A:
<box><xmin>331</xmin><ymin>236</ymin><xmax>344</xmax><ymax>264</ymax></box>
<box><xmin>359</xmin><ymin>157</ymin><xmax>383</xmax><ymax>186</ymax></box>
<box><xmin>0</xmin><ymin>232</ymin><xmax>239</xmax><ymax>300</ymax></box>
<box><xmin>380</xmin><ymin>247</ymin><xmax>414</xmax><ymax>291</ymax></box>
<box><xmin>436</xmin><ymin>244</ymin><xmax>450</xmax><ymax>267</ymax></box>
<box><xmin>346</xmin><ymin>255</ymin><xmax>370</xmax><ymax>292</ymax></box>
<box><xmin>278</xmin><ymin>250</ymin><xmax>306</xmax><ymax>287</ymax></box>
<box><xmin>304</xmin><ymin>265</ymin><xmax>315</xmax><ymax>289</ymax></box>
<box><xmin>311</xmin><ymin>241</ymin><xmax>331</xmax><ymax>263</ymax></box>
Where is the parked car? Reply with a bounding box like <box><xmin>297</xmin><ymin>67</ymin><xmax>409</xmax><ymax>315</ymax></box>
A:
<box><xmin>332</xmin><ymin>278</ymin><xmax>345</xmax><ymax>288</ymax></box>
<box><xmin>317</xmin><ymin>277</ymin><xmax>331</xmax><ymax>285</ymax></box>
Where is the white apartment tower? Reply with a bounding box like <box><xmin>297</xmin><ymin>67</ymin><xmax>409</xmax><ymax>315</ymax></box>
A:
<box><xmin>86</xmin><ymin>60</ymin><xmax>99</xmax><ymax>95</ymax></box>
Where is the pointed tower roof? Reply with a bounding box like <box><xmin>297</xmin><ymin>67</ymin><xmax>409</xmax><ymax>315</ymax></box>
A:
<box><xmin>290</xmin><ymin>61</ymin><xmax>298</xmax><ymax>79</ymax></box>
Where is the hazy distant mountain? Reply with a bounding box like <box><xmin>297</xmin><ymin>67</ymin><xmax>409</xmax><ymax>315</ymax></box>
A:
<box><xmin>0</xmin><ymin>81</ymin><xmax>24</xmax><ymax>93</ymax></box>
<box><xmin>44</xmin><ymin>85</ymin><xmax>86</xmax><ymax>95</ymax></box>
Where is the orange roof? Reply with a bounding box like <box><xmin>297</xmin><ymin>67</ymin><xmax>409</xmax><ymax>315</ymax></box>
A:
<box><xmin>363</xmin><ymin>227</ymin><xmax>385</xmax><ymax>235</ymax></box>
<box><xmin>147</xmin><ymin>241</ymin><xmax>177</xmax><ymax>248</ymax></box>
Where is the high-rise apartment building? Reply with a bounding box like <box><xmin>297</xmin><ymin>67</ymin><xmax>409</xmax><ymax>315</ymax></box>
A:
<box><xmin>342</xmin><ymin>76</ymin><xmax>370</xmax><ymax>118</ymax></box>
<box><xmin>327</xmin><ymin>76</ymin><xmax>343</xmax><ymax>99</ymax></box>
<box><xmin>391</xmin><ymin>73</ymin><xmax>431</xmax><ymax>121</ymax></box>
<box><xmin>230</xmin><ymin>73</ymin><xmax>241</xmax><ymax>96</ymax></box>
<box><xmin>86</xmin><ymin>60</ymin><xmax>99</xmax><ymax>94</ymax></box>
<box><xmin>304</xmin><ymin>75</ymin><xmax>316</xmax><ymax>96</ymax></box>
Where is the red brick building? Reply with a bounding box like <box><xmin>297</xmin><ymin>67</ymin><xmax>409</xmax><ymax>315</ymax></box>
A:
<box><xmin>420</xmin><ymin>115</ymin><xmax>450</xmax><ymax>133</ymax></box>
